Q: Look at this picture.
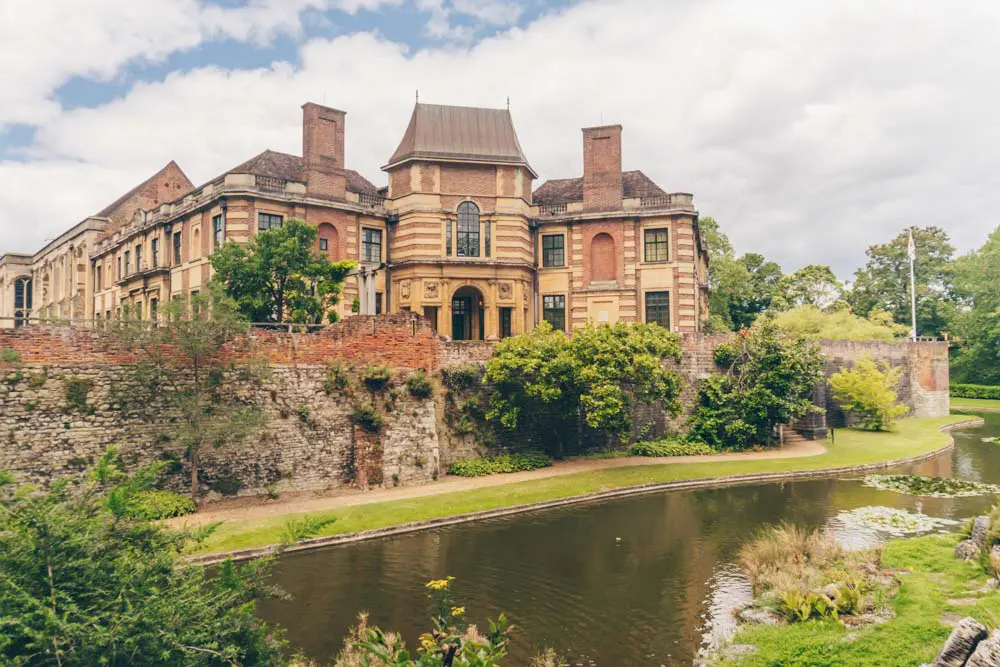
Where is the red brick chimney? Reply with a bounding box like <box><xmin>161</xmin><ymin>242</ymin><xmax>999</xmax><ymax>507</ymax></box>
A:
<box><xmin>582</xmin><ymin>124</ymin><xmax>623</xmax><ymax>211</ymax></box>
<box><xmin>302</xmin><ymin>102</ymin><xmax>347</xmax><ymax>199</ymax></box>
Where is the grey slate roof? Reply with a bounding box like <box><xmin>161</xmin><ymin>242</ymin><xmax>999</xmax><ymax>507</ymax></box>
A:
<box><xmin>224</xmin><ymin>150</ymin><xmax>379</xmax><ymax>194</ymax></box>
<box><xmin>384</xmin><ymin>103</ymin><xmax>536</xmax><ymax>176</ymax></box>
<box><xmin>532</xmin><ymin>170</ymin><xmax>667</xmax><ymax>205</ymax></box>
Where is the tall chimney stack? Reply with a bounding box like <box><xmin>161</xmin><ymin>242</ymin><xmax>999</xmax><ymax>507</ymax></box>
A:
<box><xmin>302</xmin><ymin>102</ymin><xmax>347</xmax><ymax>199</ymax></box>
<box><xmin>582</xmin><ymin>124</ymin><xmax>623</xmax><ymax>211</ymax></box>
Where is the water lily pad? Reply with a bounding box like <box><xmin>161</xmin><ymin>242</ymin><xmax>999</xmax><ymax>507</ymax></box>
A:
<box><xmin>862</xmin><ymin>474</ymin><xmax>1000</xmax><ymax>498</ymax></box>
<box><xmin>831</xmin><ymin>506</ymin><xmax>959</xmax><ymax>538</ymax></box>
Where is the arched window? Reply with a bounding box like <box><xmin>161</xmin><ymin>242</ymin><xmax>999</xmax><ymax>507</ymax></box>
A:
<box><xmin>456</xmin><ymin>202</ymin><xmax>480</xmax><ymax>257</ymax></box>
<box><xmin>591</xmin><ymin>233</ymin><xmax>616</xmax><ymax>282</ymax></box>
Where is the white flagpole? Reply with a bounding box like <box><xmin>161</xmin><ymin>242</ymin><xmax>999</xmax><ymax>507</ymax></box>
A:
<box><xmin>908</xmin><ymin>230</ymin><xmax>917</xmax><ymax>340</ymax></box>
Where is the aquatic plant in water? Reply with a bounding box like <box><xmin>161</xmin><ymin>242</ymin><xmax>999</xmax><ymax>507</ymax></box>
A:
<box><xmin>833</xmin><ymin>506</ymin><xmax>958</xmax><ymax>537</ymax></box>
<box><xmin>862</xmin><ymin>474</ymin><xmax>1000</xmax><ymax>498</ymax></box>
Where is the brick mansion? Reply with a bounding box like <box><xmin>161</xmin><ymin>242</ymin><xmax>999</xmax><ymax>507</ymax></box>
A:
<box><xmin>0</xmin><ymin>101</ymin><xmax>709</xmax><ymax>340</ymax></box>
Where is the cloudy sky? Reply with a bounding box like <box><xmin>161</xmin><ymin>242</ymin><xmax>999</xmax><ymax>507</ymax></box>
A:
<box><xmin>2</xmin><ymin>0</ymin><xmax>998</xmax><ymax>277</ymax></box>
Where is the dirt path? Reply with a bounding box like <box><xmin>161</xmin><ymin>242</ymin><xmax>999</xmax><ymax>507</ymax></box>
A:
<box><xmin>169</xmin><ymin>440</ymin><xmax>826</xmax><ymax>529</ymax></box>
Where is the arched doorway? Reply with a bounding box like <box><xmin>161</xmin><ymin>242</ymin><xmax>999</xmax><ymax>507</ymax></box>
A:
<box><xmin>451</xmin><ymin>285</ymin><xmax>485</xmax><ymax>341</ymax></box>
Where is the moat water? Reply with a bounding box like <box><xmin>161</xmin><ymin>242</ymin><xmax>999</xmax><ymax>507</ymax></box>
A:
<box><xmin>259</xmin><ymin>413</ymin><xmax>1000</xmax><ymax>665</ymax></box>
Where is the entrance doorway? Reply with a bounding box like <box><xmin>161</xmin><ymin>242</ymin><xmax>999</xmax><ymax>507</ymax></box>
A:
<box><xmin>451</xmin><ymin>286</ymin><xmax>485</xmax><ymax>341</ymax></box>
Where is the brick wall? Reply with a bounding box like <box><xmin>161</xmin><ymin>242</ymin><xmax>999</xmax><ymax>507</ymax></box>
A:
<box><xmin>582</xmin><ymin>125</ymin><xmax>623</xmax><ymax>211</ymax></box>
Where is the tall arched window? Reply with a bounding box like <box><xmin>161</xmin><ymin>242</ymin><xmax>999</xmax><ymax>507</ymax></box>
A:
<box><xmin>456</xmin><ymin>202</ymin><xmax>480</xmax><ymax>257</ymax></box>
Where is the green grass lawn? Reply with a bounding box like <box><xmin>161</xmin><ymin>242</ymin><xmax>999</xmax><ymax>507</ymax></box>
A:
<box><xmin>189</xmin><ymin>415</ymin><xmax>972</xmax><ymax>556</ymax></box>
<box><xmin>951</xmin><ymin>397</ymin><xmax>1000</xmax><ymax>412</ymax></box>
<box><xmin>722</xmin><ymin>533</ymin><xmax>1000</xmax><ymax>666</ymax></box>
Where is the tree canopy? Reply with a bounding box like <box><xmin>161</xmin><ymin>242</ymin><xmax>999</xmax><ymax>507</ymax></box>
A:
<box><xmin>212</xmin><ymin>219</ymin><xmax>355</xmax><ymax>324</ymax></box>
<box><xmin>950</xmin><ymin>226</ymin><xmax>1000</xmax><ymax>384</ymax></box>
<box><xmin>771</xmin><ymin>304</ymin><xmax>908</xmax><ymax>341</ymax></box>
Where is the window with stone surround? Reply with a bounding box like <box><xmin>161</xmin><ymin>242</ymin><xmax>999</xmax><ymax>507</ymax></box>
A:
<box><xmin>542</xmin><ymin>234</ymin><xmax>565</xmax><ymax>267</ymax></box>
<box><xmin>124</xmin><ymin>251</ymin><xmax>131</xmax><ymax>276</ymax></box>
<box><xmin>457</xmin><ymin>202</ymin><xmax>480</xmax><ymax>257</ymax></box>
<box><xmin>362</xmin><ymin>228</ymin><xmax>382</xmax><ymax>263</ymax></box>
<box><xmin>151</xmin><ymin>238</ymin><xmax>159</xmax><ymax>268</ymax></box>
<box><xmin>258</xmin><ymin>212</ymin><xmax>283</xmax><ymax>232</ymax></box>
<box><xmin>445</xmin><ymin>219</ymin><xmax>452</xmax><ymax>256</ymax></box>
<box><xmin>499</xmin><ymin>307</ymin><xmax>512</xmax><ymax>338</ymax></box>
<box><xmin>644</xmin><ymin>228</ymin><xmax>669</xmax><ymax>263</ymax></box>
<box><xmin>173</xmin><ymin>232</ymin><xmax>182</xmax><ymax>266</ymax></box>
<box><xmin>543</xmin><ymin>294</ymin><xmax>566</xmax><ymax>332</ymax></box>
<box><xmin>213</xmin><ymin>214</ymin><xmax>225</xmax><ymax>248</ymax></box>
<box><xmin>645</xmin><ymin>291</ymin><xmax>671</xmax><ymax>329</ymax></box>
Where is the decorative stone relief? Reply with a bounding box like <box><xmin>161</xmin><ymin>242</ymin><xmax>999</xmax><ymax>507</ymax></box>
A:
<box><xmin>424</xmin><ymin>281</ymin><xmax>439</xmax><ymax>299</ymax></box>
<box><xmin>400</xmin><ymin>281</ymin><xmax>410</xmax><ymax>301</ymax></box>
<box><xmin>498</xmin><ymin>282</ymin><xmax>513</xmax><ymax>300</ymax></box>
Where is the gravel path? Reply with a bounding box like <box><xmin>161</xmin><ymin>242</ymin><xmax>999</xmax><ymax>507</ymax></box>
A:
<box><xmin>169</xmin><ymin>440</ymin><xmax>826</xmax><ymax>528</ymax></box>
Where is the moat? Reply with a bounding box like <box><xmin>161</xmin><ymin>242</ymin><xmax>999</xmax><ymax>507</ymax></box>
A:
<box><xmin>260</xmin><ymin>414</ymin><xmax>999</xmax><ymax>665</ymax></box>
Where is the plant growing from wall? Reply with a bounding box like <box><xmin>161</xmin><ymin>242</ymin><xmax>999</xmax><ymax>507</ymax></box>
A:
<box><xmin>0</xmin><ymin>450</ymin><xmax>287</xmax><ymax>665</ymax></box>
<box><xmin>323</xmin><ymin>360</ymin><xmax>351</xmax><ymax>394</ymax></box>
<box><xmin>484</xmin><ymin>322</ymin><xmax>684</xmax><ymax>458</ymax></box>
<box><xmin>211</xmin><ymin>218</ymin><xmax>356</xmax><ymax>324</ymax></box>
<box><xmin>113</xmin><ymin>289</ymin><xmax>266</xmax><ymax>504</ymax></box>
<box><xmin>351</xmin><ymin>402</ymin><xmax>383</xmax><ymax>433</ymax></box>
<box><xmin>688</xmin><ymin>319</ymin><xmax>824</xmax><ymax>450</ymax></box>
<box><xmin>406</xmin><ymin>370</ymin><xmax>433</xmax><ymax>399</ymax></box>
<box><xmin>361</xmin><ymin>364</ymin><xmax>393</xmax><ymax>393</ymax></box>
<box><xmin>0</xmin><ymin>348</ymin><xmax>21</xmax><ymax>365</ymax></box>
<box><xmin>829</xmin><ymin>355</ymin><xmax>908</xmax><ymax>430</ymax></box>
<box><xmin>63</xmin><ymin>377</ymin><xmax>93</xmax><ymax>413</ymax></box>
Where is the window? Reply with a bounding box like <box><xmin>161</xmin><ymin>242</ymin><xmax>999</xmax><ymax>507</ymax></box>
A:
<box><xmin>375</xmin><ymin>292</ymin><xmax>383</xmax><ymax>315</ymax></box>
<box><xmin>362</xmin><ymin>228</ymin><xmax>382</xmax><ymax>263</ymax></box>
<box><xmin>484</xmin><ymin>219</ymin><xmax>491</xmax><ymax>257</ymax></box>
<box><xmin>319</xmin><ymin>238</ymin><xmax>328</xmax><ymax>251</ymax></box>
<box><xmin>499</xmin><ymin>307</ymin><xmax>512</xmax><ymax>339</ymax></box>
<box><xmin>190</xmin><ymin>290</ymin><xmax>200</xmax><ymax>316</ymax></box>
<box><xmin>645</xmin><ymin>291</ymin><xmax>671</xmax><ymax>329</ymax></box>
<box><xmin>542</xmin><ymin>234</ymin><xmax>565</xmax><ymax>267</ymax></box>
<box><xmin>135</xmin><ymin>244</ymin><xmax>142</xmax><ymax>272</ymax></box>
<box><xmin>213</xmin><ymin>214</ymin><xmax>225</xmax><ymax>248</ymax></box>
<box><xmin>95</xmin><ymin>264</ymin><xmax>102</xmax><ymax>291</ymax></box>
<box><xmin>124</xmin><ymin>251</ymin><xmax>131</xmax><ymax>276</ymax></box>
<box><xmin>117</xmin><ymin>256</ymin><xmax>122</xmax><ymax>280</ymax></box>
<box><xmin>543</xmin><ymin>295</ymin><xmax>566</xmax><ymax>332</ymax></box>
<box><xmin>14</xmin><ymin>277</ymin><xmax>31</xmax><ymax>311</ymax></box>
<box><xmin>258</xmin><ymin>212</ymin><xmax>283</xmax><ymax>231</ymax></box>
<box><xmin>151</xmin><ymin>238</ymin><xmax>159</xmax><ymax>268</ymax></box>
<box><xmin>445</xmin><ymin>220</ymin><xmax>452</xmax><ymax>256</ymax></box>
<box><xmin>456</xmin><ymin>202</ymin><xmax>480</xmax><ymax>257</ymax></box>
<box><xmin>173</xmin><ymin>232</ymin><xmax>183</xmax><ymax>266</ymax></box>
<box><xmin>644</xmin><ymin>228</ymin><xmax>669</xmax><ymax>263</ymax></box>
<box><xmin>150</xmin><ymin>298</ymin><xmax>158</xmax><ymax>323</ymax></box>
<box><xmin>423</xmin><ymin>306</ymin><xmax>438</xmax><ymax>334</ymax></box>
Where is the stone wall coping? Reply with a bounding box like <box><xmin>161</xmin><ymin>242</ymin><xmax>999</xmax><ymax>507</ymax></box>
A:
<box><xmin>186</xmin><ymin>416</ymin><xmax>983</xmax><ymax>566</ymax></box>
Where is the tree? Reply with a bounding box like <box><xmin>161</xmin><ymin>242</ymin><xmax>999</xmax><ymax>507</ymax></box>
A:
<box><xmin>846</xmin><ymin>226</ymin><xmax>957</xmax><ymax>337</ymax></box>
<box><xmin>484</xmin><ymin>322</ymin><xmax>684</xmax><ymax>457</ymax></box>
<box><xmin>114</xmin><ymin>290</ymin><xmax>265</xmax><ymax>504</ymax></box>
<box><xmin>0</xmin><ymin>451</ymin><xmax>287</xmax><ymax>666</ymax></box>
<box><xmin>212</xmin><ymin>219</ymin><xmax>356</xmax><ymax>324</ymax></box>
<box><xmin>687</xmin><ymin>320</ymin><xmax>824</xmax><ymax>450</ymax></box>
<box><xmin>950</xmin><ymin>226</ymin><xmax>1000</xmax><ymax>384</ymax></box>
<box><xmin>773</xmin><ymin>264</ymin><xmax>843</xmax><ymax>311</ymax></box>
<box><xmin>829</xmin><ymin>356</ymin><xmax>908</xmax><ymax>431</ymax></box>
<box><xmin>772</xmin><ymin>304</ymin><xmax>908</xmax><ymax>341</ymax></box>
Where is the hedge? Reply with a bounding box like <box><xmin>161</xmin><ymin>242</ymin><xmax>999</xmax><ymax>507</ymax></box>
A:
<box><xmin>448</xmin><ymin>452</ymin><xmax>552</xmax><ymax>477</ymax></box>
<box><xmin>951</xmin><ymin>384</ymin><xmax>1000</xmax><ymax>400</ymax></box>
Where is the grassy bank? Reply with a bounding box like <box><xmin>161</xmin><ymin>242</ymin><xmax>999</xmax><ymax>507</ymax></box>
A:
<box><xmin>722</xmin><ymin>533</ymin><xmax>1000</xmax><ymax>666</ymax></box>
<box><xmin>187</xmin><ymin>415</ymin><xmax>971</xmax><ymax>555</ymax></box>
<box><xmin>952</xmin><ymin>397</ymin><xmax>1000</xmax><ymax>412</ymax></box>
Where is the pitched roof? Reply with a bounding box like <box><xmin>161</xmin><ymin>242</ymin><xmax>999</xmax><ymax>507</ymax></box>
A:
<box><xmin>96</xmin><ymin>160</ymin><xmax>193</xmax><ymax>218</ymax></box>
<box><xmin>384</xmin><ymin>103</ymin><xmax>536</xmax><ymax>176</ymax></box>
<box><xmin>221</xmin><ymin>149</ymin><xmax>379</xmax><ymax>194</ymax></box>
<box><xmin>532</xmin><ymin>170</ymin><xmax>667</xmax><ymax>205</ymax></box>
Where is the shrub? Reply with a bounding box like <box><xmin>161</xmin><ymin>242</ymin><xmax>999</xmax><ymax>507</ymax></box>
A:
<box><xmin>0</xmin><ymin>348</ymin><xmax>21</xmax><ymax>364</ymax></box>
<box><xmin>125</xmin><ymin>490</ymin><xmax>196</xmax><ymax>520</ymax></box>
<box><xmin>829</xmin><ymin>356</ymin><xmax>908</xmax><ymax>430</ymax></box>
<box><xmin>361</xmin><ymin>364</ymin><xmax>393</xmax><ymax>393</ymax></box>
<box><xmin>448</xmin><ymin>452</ymin><xmax>552</xmax><ymax>477</ymax></box>
<box><xmin>713</xmin><ymin>342</ymin><xmax>739</xmax><ymax>368</ymax></box>
<box><xmin>440</xmin><ymin>364</ymin><xmax>482</xmax><ymax>392</ymax></box>
<box><xmin>64</xmin><ymin>377</ymin><xmax>93</xmax><ymax>413</ymax></box>
<box><xmin>406</xmin><ymin>370</ymin><xmax>433</xmax><ymax>399</ymax></box>
<box><xmin>324</xmin><ymin>361</ymin><xmax>351</xmax><ymax>394</ymax></box>
<box><xmin>627</xmin><ymin>439</ymin><xmax>715</xmax><ymax>457</ymax></box>
<box><xmin>739</xmin><ymin>523</ymin><xmax>844</xmax><ymax>596</ymax></box>
<box><xmin>952</xmin><ymin>384</ymin><xmax>1000</xmax><ymax>400</ymax></box>
<box><xmin>351</xmin><ymin>403</ymin><xmax>383</xmax><ymax>433</ymax></box>
<box><xmin>281</xmin><ymin>515</ymin><xmax>336</xmax><ymax>545</ymax></box>
<box><xmin>772</xmin><ymin>304</ymin><xmax>909</xmax><ymax>341</ymax></box>
<box><xmin>27</xmin><ymin>374</ymin><xmax>47</xmax><ymax>389</ymax></box>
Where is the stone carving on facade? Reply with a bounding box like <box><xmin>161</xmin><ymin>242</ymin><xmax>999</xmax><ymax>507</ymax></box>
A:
<box><xmin>423</xmin><ymin>281</ymin><xmax>439</xmax><ymax>299</ymax></box>
<box><xmin>399</xmin><ymin>281</ymin><xmax>410</xmax><ymax>301</ymax></box>
<box><xmin>498</xmin><ymin>281</ymin><xmax>513</xmax><ymax>300</ymax></box>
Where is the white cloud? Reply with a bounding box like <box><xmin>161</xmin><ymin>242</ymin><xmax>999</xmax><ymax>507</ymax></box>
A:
<box><xmin>3</xmin><ymin>0</ymin><xmax>1000</xmax><ymax>278</ymax></box>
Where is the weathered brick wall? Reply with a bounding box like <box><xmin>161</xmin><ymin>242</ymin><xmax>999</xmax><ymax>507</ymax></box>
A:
<box><xmin>440</xmin><ymin>341</ymin><xmax>495</xmax><ymax>367</ymax></box>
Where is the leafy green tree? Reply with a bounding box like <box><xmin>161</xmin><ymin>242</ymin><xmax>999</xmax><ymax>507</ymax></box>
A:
<box><xmin>688</xmin><ymin>320</ymin><xmax>824</xmax><ymax>450</ymax></box>
<box><xmin>829</xmin><ymin>356</ymin><xmax>908</xmax><ymax>431</ymax></box>
<box><xmin>114</xmin><ymin>290</ymin><xmax>265</xmax><ymax>503</ymax></box>
<box><xmin>950</xmin><ymin>226</ymin><xmax>1000</xmax><ymax>384</ymax></box>
<box><xmin>212</xmin><ymin>219</ymin><xmax>355</xmax><ymax>324</ymax></box>
<box><xmin>773</xmin><ymin>264</ymin><xmax>843</xmax><ymax>311</ymax></box>
<box><xmin>484</xmin><ymin>322</ymin><xmax>683</xmax><ymax>457</ymax></box>
<box><xmin>0</xmin><ymin>451</ymin><xmax>287</xmax><ymax>666</ymax></box>
<box><xmin>771</xmin><ymin>304</ymin><xmax>909</xmax><ymax>341</ymax></box>
<box><xmin>846</xmin><ymin>226</ymin><xmax>957</xmax><ymax>337</ymax></box>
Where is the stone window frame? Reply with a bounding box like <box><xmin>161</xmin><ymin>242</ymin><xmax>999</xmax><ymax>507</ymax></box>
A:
<box><xmin>213</xmin><ymin>213</ymin><xmax>225</xmax><ymax>249</ymax></box>
<box><xmin>541</xmin><ymin>234</ymin><xmax>565</xmax><ymax>268</ymax></box>
<box><xmin>644</xmin><ymin>290</ymin><xmax>671</xmax><ymax>329</ymax></box>
<box><xmin>258</xmin><ymin>212</ymin><xmax>284</xmax><ymax>232</ymax></box>
<box><xmin>542</xmin><ymin>294</ymin><xmax>566</xmax><ymax>332</ymax></box>
<box><xmin>643</xmin><ymin>227</ymin><xmax>670</xmax><ymax>263</ymax></box>
<box><xmin>362</xmin><ymin>227</ymin><xmax>383</xmax><ymax>264</ymax></box>
<box><xmin>172</xmin><ymin>232</ymin><xmax>183</xmax><ymax>266</ymax></box>
<box><xmin>456</xmin><ymin>201</ymin><xmax>481</xmax><ymax>258</ymax></box>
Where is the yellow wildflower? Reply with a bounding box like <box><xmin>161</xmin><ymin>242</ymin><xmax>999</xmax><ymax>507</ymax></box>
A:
<box><xmin>450</xmin><ymin>606</ymin><xmax>465</xmax><ymax>617</ymax></box>
<box><xmin>425</xmin><ymin>576</ymin><xmax>455</xmax><ymax>591</ymax></box>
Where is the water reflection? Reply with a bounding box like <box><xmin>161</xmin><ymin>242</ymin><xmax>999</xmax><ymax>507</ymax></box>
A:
<box><xmin>260</xmin><ymin>415</ymin><xmax>1000</xmax><ymax>665</ymax></box>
